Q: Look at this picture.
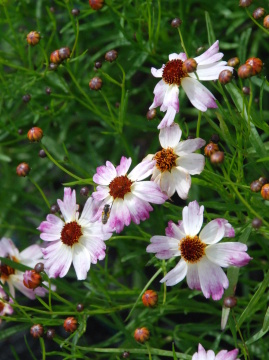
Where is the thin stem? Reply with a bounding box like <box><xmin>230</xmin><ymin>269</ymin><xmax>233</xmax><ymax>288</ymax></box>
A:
<box><xmin>177</xmin><ymin>28</ymin><xmax>188</xmax><ymax>57</ymax></box>
<box><xmin>28</xmin><ymin>177</ymin><xmax>51</xmax><ymax>209</ymax></box>
<box><xmin>245</xmin><ymin>8</ymin><xmax>269</xmax><ymax>36</ymax></box>
<box><xmin>196</xmin><ymin>111</ymin><xmax>202</xmax><ymax>138</ymax></box>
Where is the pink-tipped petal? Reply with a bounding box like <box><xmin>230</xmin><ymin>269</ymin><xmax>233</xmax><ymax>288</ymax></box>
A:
<box><xmin>206</xmin><ymin>242</ymin><xmax>251</xmax><ymax>268</ymax></box>
<box><xmin>146</xmin><ymin>235</ymin><xmax>180</xmax><ymax>259</ymax></box>
<box><xmin>162</xmin><ymin>85</ymin><xmax>179</xmax><ymax>112</ymax></box>
<box><xmin>128</xmin><ymin>160</ymin><xmax>156</xmax><ymax>181</ymax></box>
<box><xmin>174</xmin><ymin>138</ymin><xmax>206</xmax><ymax>156</ymax></box>
<box><xmin>176</xmin><ymin>153</ymin><xmax>205</xmax><ymax>175</ymax></box>
<box><xmin>182</xmin><ymin>201</ymin><xmax>204</xmax><ymax>237</ymax></box>
<box><xmin>93</xmin><ymin>161</ymin><xmax>117</xmax><ymax>185</ymax></box>
<box><xmin>72</xmin><ymin>243</ymin><xmax>91</xmax><ymax>280</ymax></box>
<box><xmin>194</xmin><ymin>40</ymin><xmax>220</xmax><ymax>65</ymax></box>
<box><xmin>124</xmin><ymin>193</ymin><xmax>152</xmax><ymax>224</ymax></box>
<box><xmin>108</xmin><ymin>199</ymin><xmax>131</xmax><ymax>233</ymax></box>
<box><xmin>57</xmin><ymin>188</ymin><xmax>77</xmax><ymax>222</ymax></box>
<box><xmin>92</xmin><ymin>186</ymin><xmax>110</xmax><ymax>202</ymax></box>
<box><xmin>149</xmin><ymin>80</ymin><xmax>167</xmax><ymax>109</ymax></box>
<box><xmin>187</xmin><ymin>263</ymin><xmax>202</xmax><ymax>291</ymax></box>
<box><xmin>79</xmin><ymin>196</ymin><xmax>99</xmax><ymax>225</ymax></box>
<box><xmin>131</xmin><ymin>181</ymin><xmax>168</xmax><ymax>204</ymax></box>
<box><xmin>158</xmin><ymin>106</ymin><xmax>177</xmax><ymax>129</ymax></box>
<box><xmin>45</xmin><ymin>244</ymin><xmax>73</xmax><ymax>278</ymax></box>
<box><xmin>160</xmin><ymin>259</ymin><xmax>187</xmax><ymax>286</ymax></box>
<box><xmin>151</xmin><ymin>66</ymin><xmax>163</xmax><ymax>78</ymax></box>
<box><xmin>215</xmin><ymin>349</ymin><xmax>239</xmax><ymax>360</ymax></box>
<box><xmin>165</xmin><ymin>220</ymin><xmax>185</xmax><ymax>239</ymax></box>
<box><xmin>199</xmin><ymin>219</ymin><xmax>227</xmax><ymax>245</ymax></box>
<box><xmin>20</xmin><ymin>244</ymin><xmax>43</xmax><ymax>260</ymax></box>
<box><xmin>116</xmin><ymin>156</ymin><xmax>132</xmax><ymax>176</ymax></box>
<box><xmin>171</xmin><ymin>166</ymin><xmax>191</xmax><ymax>200</ymax></box>
<box><xmin>159</xmin><ymin>123</ymin><xmax>182</xmax><ymax>149</ymax></box>
<box><xmin>169</xmin><ymin>53</ymin><xmax>187</xmax><ymax>62</ymax></box>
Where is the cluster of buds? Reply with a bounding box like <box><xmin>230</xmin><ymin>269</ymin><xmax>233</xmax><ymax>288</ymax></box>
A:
<box><xmin>238</xmin><ymin>57</ymin><xmax>263</xmax><ymax>79</ymax></box>
<box><xmin>204</xmin><ymin>136</ymin><xmax>224</xmax><ymax>165</ymax></box>
<box><xmin>250</xmin><ymin>177</ymin><xmax>269</xmax><ymax>200</ymax></box>
<box><xmin>50</xmin><ymin>47</ymin><xmax>71</xmax><ymax>66</ymax></box>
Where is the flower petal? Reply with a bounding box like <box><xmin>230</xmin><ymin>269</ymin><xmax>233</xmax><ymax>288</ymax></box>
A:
<box><xmin>182</xmin><ymin>201</ymin><xmax>204</xmax><ymax>237</ymax></box>
<box><xmin>171</xmin><ymin>166</ymin><xmax>191</xmax><ymax>200</ymax></box>
<box><xmin>186</xmin><ymin>263</ymin><xmax>201</xmax><ymax>291</ymax></box>
<box><xmin>72</xmin><ymin>243</ymin><xmax>91</xmax><ymax>280</ymax></box>
<box><xmin>44</xmin><ymin>244</ymin><xmax>73</xmax><ymax>278</ymax></box>
<box><xmin>193</xmin><ymin>62</ymin><xmax>233</xmax><ymax>80</ymax></box>
<box><xmin>124</xmin><ymin>192</ymin><xmax>153</xmax><ymax>224</ymax></box>
<box><xmin>151</xmin><ymin>66</ymin><xmax>163</xmax><ymax>78</ymax></box>
<box><xmin>149</xmin><ymin>79</ymin><xmax>167</xmax><ymax>109</ymax></box>
<box><xmin>215</xmin><ymin>349</ymin><xmax>239</xmax><ymax>360</ymax></box>
<box><xmin>174</xmin><ymin>138</ymin><xmax>206</xmax><ymax>156</ymax></box>
<box><xmin>162</xmin><ymin>85</ymin><xmax>179</xmax><ymax>112</ymax></box>
<box><xmin>176</xmin><ymin>153</ymin><xmax>205</xmax><ymax>175</ymax></box>
<box><xmin>194</xmin><ymin>40</ymin><xmax>220</xmax><ymax>65</ymax></box>
<box><xmin>165</xmin><ymin>220</ymin><xmax>185</xmax><ymax>239</ymax></box>
<box><xmin>158</xmin><ymin>106</ymin><xmax>177</xmax><ymax>129</ymax></box>
<box><xmin>192</xmin><ymin>344</ymin><xmax>207</xmax><ymax>360</ymax></box>
<box><xmin>116</xmin><ymin>156</ymin><xmax>132</xmax><ymax>176</ymax></box>
<box><xmin>200</xmin><ymin>219</ymin><xmax>228</xmax><ymax>244</ymax></box>
<box><xmin>92</xmin><ymin>186</ymin><xmax>110</xmax><ymax>202</ymax></box>
<box><xmin>128</xmin><ymin>160</ymin><xmax>156</xmax><ymax>181</ymax></box>
<box><xmin>93</xmin><ymin>161</ymin><xmax>117</xmax><ymax>186</ymax></box>
<box><xmin>131</xmin><ymin>181</ymin><xmax>168</xmax><ymax>204</ymax></box>
<box><xmin>108</xmin><ymin>198</ymin><xmax>131</xmax><ymax>233</ymax></box>
<box><xmin>159</xmin><ymin>123</ymin><xmax>182</xmax><ymax>149</ymax></box>
<box><xmin>169</xmin><ymin>53</ymin><xmax>187</xmax><ymax>62</ymax></box>
<box><xmin>159</xmin><ymin>171</ymin><xmax>176</xmax><ymax>198</ymax></box>
<box><xmin>80</xmin><ymin>236</ymin><xmax>106</xmax><ymax>263</ymax></box>
<box><xmin>160</xmin><ymin>259</ymin><xmax>187</xmax><ymax>286</ymax></box>
<box><xmin>20</xmin><ymin>244</ymin><xmax>43</xmax><ymax>260</ymax></box>
<box><xmin>206</xmin><ymin>242</ymin><xmax>251</xmax><ymax>268</ymax></box>
<box><xmin>57</xmin><ymin>188</ymin><xmax>77</xmax><ymax>222</ymax></box>
<box><xmin>79</xmin><ymin>196</ymin><xmax>100</xmax><ymax>225</ymax></box>
<box><xmin>146</xmin><ymin>235</ymin><xmax>180</xmax><ymax>259</ymax></box>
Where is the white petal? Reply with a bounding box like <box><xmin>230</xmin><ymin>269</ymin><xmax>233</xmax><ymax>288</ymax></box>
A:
<box><xmin>79</xmin><ymin>196</ymin><xmax>100</xmax><ymax>225</ymax></box>
<box><xmin>131</xmin><ymin>181</ymin><xmax>168</xmax><ymax>204</ymax></box>
<box><xmin>206</xmin><ymin>242</ymin><xmax>251</xmax><ymax>268</ymax></box>
<box><xmin>149</xmin><ymin>80</ymin><xmax>167</xmax><ymax>109</ymax></box>
<box><xmin>159</xmin><ymin>171</ymin><xmax>176</xmax><ymax>198</ymax></box>
<box><xmin>192</xmin><ymin>63</ymin><xmax>233</xmax><ymax>80</ymax></box>
<box><xmin>108</xmin><ymin>198</ymin><xmax>131</xmax><ymax>233</ymax></box>
<box><xmin>160</xmin><ymin>259</ymin><xmax>187</xmax><ymax>286</ymax></box>
<box><xmin>165</xmin><ymin>220</ymin><xmax>186</xmax><ymax>239</ymax></box>
<box><xmin>158</xmin><ymin>106</ymin><xmax>177</xmax><ymax>129</ymax></box>
<box><xmin>199</xmin><ymin>219</ymin><xmax>227</xmax><ymax>244</ymax></box>
<box><xmin>116</xmin><ymin>156</ymin><xmax>132</xmax><ymax>176</ymax></box>
<box><xmin>93</xmin><ymin>161</ymin><xmax>117</xmax><ymax>186</ymax></box>
<box><xmin>128</xmin><ymin>160</ymin><xmax>155</xmax><ymax>181</ymax></box>
<box><xmin>159</xmin><ymin>123</ymin><xmax>182</xmax><ymax>149</ymax></box>
<box><xmin>162</xmin><ymin>85</ymin><xmax>179</xmax><ymax>111</ymax></box>
<box><xmin>186</xmin><ymin>263</ymin><xmax>201</xmax><ymax>291</ymax></box>
<box><xmin>171</xmin><ymin>167</ymin><xmax>191</xmax><ymax>200</ymax></box>
<box><xmin>151</xmin><ymin>66</ymin><xmax>163</xmax><ymax>78</ymax></box>
<box><xmin>176</xmin><ymin>153</ymin><xmax>205</xmax><ymax>175</ymax></box>
<box><xmin>57</xmin><ymin>188</ymin><xmax>77</xmax><ymax>222</ymax></box>
<box><xmin>169</xmin><ymin>53</ymin><xmax>187</xmax><ymax>61</ymax></box>
<box><xmin>193</xmin><ymin>40</ymin><xmax>220</xmax><ymax>65</ymax></box>
<box><xmin>146</xmin><ymin>235</ymin><xmax>180</xmax><ymax>259</ymax></box>
<box><xmin>182</xmin><ymin>201</ymin><xmax>204</xmax><ymax>237</ymax></box>
<box><xmin>174</xmin><ymin>138</ymin><xmax>206</xmax><ymax>156</ymax></box>
<box><xmin>72</xmin><ymin>243</ymin><xmax>91</xmax><ymax>280</ymax></box>
<box><xmin>124</xmin><ymin>192</ymin><xmax>153</xmax><ymax>224</ymax></box>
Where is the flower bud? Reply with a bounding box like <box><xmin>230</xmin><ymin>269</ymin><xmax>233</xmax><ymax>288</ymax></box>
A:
<box><xmin>250</xmin><ymin>180</ymin><xmax>262</xmax><ymax>192</ymax></box>
<box><xmin>18</xmin><ymin>129</ymin><xmax>23</xmax><ymax>135</ymax></box>
<box><xmin>252</xmin><ymin>218</ymin><xmax>262</xmax><ymax>229</ymax></box>
<box><xmin>227</xmin><ymin>57</ymin><xmax>240</xmax><ymax>67</ymax></box>
<box><xmin>59</xmin><ymin>47</ymin><xmax>71</xmax><ymax>61</ymax></box>
<box><xmin>71</xmin><ymin>8</ymin><xmax>80</xmax><ymax>16</ymax></box>
<box><xmin>122</xmin><ymin>352</ymin><xmax>130</xmax><ymax>358</ymax></box>
<box><xmin>46</xmin><ymin>328</ymin><xmax>55</xmax><ymax>340</ymax></box>
<box><xmin>22</xmin><ymin>94</ymin><xmax>31</xmax><ymax>103</ymax></box>
<box><xmin>49</xmin><ymin>63</ymin><xmax>58</xmax><ymax>70</ymax></box>
<box><xmin>89</xmin><ymin>0</ymin><xmax>104</xmax><ymax>10</ymax></box>
<box><xmin>264</xmin><ymin>15</ymin><xmax>269</xmax><ymax>29</ymax></box>
<box><xmin>210</xmin><ymin>134</ymin><xmax>220</xmax><ymax>143</ymax></box>
<box><xmin>238</xmin><ymin>64</ymin><xmax>253</xmax><ymax>79</ymax></box>
<box><xmin>204</xmin><ymin>142</ymin><xmax>219</xmax><ymax>157</ymax></box>
<box><xmin>171</xmin><ymin>18</ymin><xmax>182</xmax><ymax>28</ymax></box>
<box><xmin>242</xmin><ymin>86</ymin><xmax>250</xmax><ymax>95</ymax></box>
<box><xmin>182</xmin><ymin>58</ymin><xmax>197</xmax><ymax>73</ymax></box>
<box><xmin>50</xmin><ymin>50</ymin><xmax>61</xmax><ymax>64</ymax></box>
<box><xmin>26</xmin><ymin>31</ymin><xmax>41</xmax><ymax>46</ymax></box>
<box><xmin>239</xmin><ymin>0</ymin><xmax>252</xmax><ymax>7</ymax></box>
<box><xmin>94</xmin><ymin>61</ymin><xmax>102</xmax><ymax>69</ymax></box>
<box><xmin>245</xmin><ymin>57</ymin><xmax>263</xmax><ymax>76</ymax></box>
<box><xmin>50</xmin><ymin>203</ymin><xmax>60</xmax><ymax>214</ymax></box>
<box><xmin>146</xmin><ymin>109</ymin><xmax>157</xmax><ymax>120</ymax></box>
<box><xmin>261</xmin><ymin>184</ymin><xmax>269</xmax><ymax>200</ymax></box>
<box><xmin>196</xmin><ymin>46</ymin><xmax>205</xmax><ymax>55</ymax></box>
<box><xmin>105</xmin><ymin>50</ymin><xmax>118</xmax><ymax>62</ymax></box>
<box><xmin>142</xmin><ymin>290</ymin><xmax>158</xmax><ymax>308</ymax></box>
<box><xmin>30</xmin><ymin>324</ymin><xmax>44</xmax><ymax>338</ymax></box>
<box><xmin>39</xmin><ymin>149</ymin><xmax>47</xmax><ymax>158</ymax></box>
<box><xmin>219</xmin><ymin>70</ymin><xmax>233</xmax><ymax>85</ymax></box>
<box><xmin>210</xmin><ymin>151</ymin><xmax>224</xmax><ymax>164</ymax></box>
<box><xmin>253</xmin><ymin>7</ymin><xmax>265</xmax><ymax>20</ymax></box>
<box><xmin>76</xmin><ymin>303</ymin><xmax>84</xmax><ymax>312</ymax></box>
<box><xmin>16</xmin><ymin>163</ymin><xmax>30</xmax><ymax>177</ymax></box>
<box><xmin>89</xmin><ymin>77</ymin><xmax>102</xmax><ymax>90</ymax></box>
<box><xmin>34</xmin><ymin>262</ymin><xmax>44</xmax><ymax>273</ymax></box>
<box><xmin>259</xmin><ymin>177</ymin><xmax>268</xmax><ymax>186</ymax></box>
<box><xmin>64</xmin><ymin>317</ymin><xmax>78</xmax><ymax>333</ymax></box>
<box><xmin>27</xmin><ymin>127</ymin><xmax>43</xmax><ymax>142</ymax></box>
<box><xmin>80</xmin><ymin>187</ymin><xmax>90</xmax><ymax>196</ymax></box>
<box><xmin>223</xmin><ymin>296</ymin><xmax>237</xmax><ymax>308</ymax></box>
<box><xmin>23</xmin><ymin>270</ymin><xmax>42</xmax><ymax>289</ymax></box>
<box><xmin>46</xmin><ymin>87</ymin><xmax>52</xmax><ymax>95</ymax></box>
<box><xmin>134</xmin><ymin>327</ymin><xmax>150</xmax><ymax>343</ymax></box>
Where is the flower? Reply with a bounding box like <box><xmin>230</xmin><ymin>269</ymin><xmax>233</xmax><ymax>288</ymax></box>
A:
<box><xmin>146</xmin><ymin>201</ymin><xmax>251</xmax><ymax>300</ymax></box>
<box><xmin>38</xmin><ymin>188</ymin><xmax>112</xmax><ymax>280</ymax></box>
<box><xmin>192</xmin><ymin>344</ymin><xmax>239</xmax><ymax>360</ymax></box>
<box><xmin>145</xmin><ymin>123</ymin><xmax>205</xmax><ymax>199</ymax></box>
<box><xmin>0</xmin><ymin>238</ymin><xmax>47</xmax><ymax>300</ymax></box>
<box><xmin>149</xmin><ymin>40</ymin><xmax>233</xmax><ymax>129</ymax></box>
<box><xmin>92</xmin><ymin>156</ymin><xmax>168</xmax><ymax>233</ymax></box>
<box><xmin>0</xmin><ymin>287</ymin><xmax>13</xmax><ymax>323</ymax></box>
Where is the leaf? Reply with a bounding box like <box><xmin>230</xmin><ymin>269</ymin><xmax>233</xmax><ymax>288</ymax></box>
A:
<box><xmin>205</xmin><ymin>12</ymin><xmax>216</xmax><ymax>45</ymax></box>
<box><xmin>238</xmin><ymin>28</ymin><xmax>252</xmax><ymax>63</ymax></box>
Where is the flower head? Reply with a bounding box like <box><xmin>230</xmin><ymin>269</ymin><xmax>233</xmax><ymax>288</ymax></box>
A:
<box><xmin>147</xmin><ymin>201</ymin><xmax>251</xmax><ymax>300</ymax></box>
<box><xmin>149</xmin><ymin>40</ymin><xmax>233</xmax><ymax>128</ymax></box>
<box><xmin>38</xmin><ymin>188</ymin><xmax>112</xmax><ymax>280</ymax></box>
<box><xmin>0</xmin><ymin>238</ymin><xmax>47</xmax><ymax>299</ymax></box>
<box><xmin>92</xmin><ymin>156</ymin><xmax>168</xmax><ymax>233</ymax></box>
<box><xmin>146</xmin><ymin>124</ymin><xmax>205</xmax><ymax>199</ymax></box>
<box><xmin>192</xmin><ymin>344</ymin><xmax>239</xmax><ymax>360</ymax></box>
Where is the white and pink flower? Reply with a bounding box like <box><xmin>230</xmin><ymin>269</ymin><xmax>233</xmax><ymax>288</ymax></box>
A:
<box><xmin>149</xmin><ymin>40</ymin><xmax>233</xmax><ymax>128</ymax></box>
<box><xmin>145</xmin><ymin>123</ymin><xmax>205</xmax><ymax>199</ymax></box>
<box><xmin>0</xmin><ymin>286</ymin><xmax>13</xmax><ymax>323</ymax></box>
<box><xmin>192</xmin><ymin>344</ymin><xmax>239</xmax><ymax>360</ymax></box>
<box><xmin>147</xmin><ymin>201</ymin><xmax>251</xmax><ymax>300</ymax></box>
<box><xmin>38</xmin><ymin>188</ymin><xmax>112</xmax><ymax>280</ymax></box>
<box><xmin>0</xmin><ymin>237</ymin><xmax>47</xmax><ymax>300</ymax></box>
<box><xmin>92</xmin><ymin>156</ymin><xmax>168</xmax><ymax>233</ymax></box>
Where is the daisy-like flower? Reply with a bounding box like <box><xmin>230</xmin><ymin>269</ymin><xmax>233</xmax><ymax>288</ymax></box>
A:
<box><xmin>92</xmin><ymin>156</ymin><xmax>168</xmax><ymax>233</ymax></box>
<box><xmin>0</xmin><ymin>238</ymin><xmax>47</xmax><ymax>300</ymax></box>
<box><xmin>38</xmin><ymin>188</ymin><xmax>112</xmax><ymax>280</ymax></box>
<box><xmin>145</xmin><ymin>123</ymin><xmax>205</xmax><ymax>199</ymax></box>
<box><xmin>192</xmin><ymin>344</ymin><xmax>239</xmax><ymax>360</ymax></box>
<box><xmin>0</xmin><ymin>287</ymin><xmax>13</xmax><ymax>323</ymax></box>
<box><xmin>149</xmin><ymin>40</ymin><xmax>233</xmax><ymax>129</ymax></box>
<box><xmin>146</xmin><ymin>201</ymin><xmax>251</xmax><ymax>300</ymax></box>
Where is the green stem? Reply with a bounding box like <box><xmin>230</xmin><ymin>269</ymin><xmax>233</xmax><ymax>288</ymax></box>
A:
<box><xmin>146</xmin><ymin>343</ymin><xmax>152</xmax><ymax>360</ymax></box>
<box><xmin>28</xmin><ymin>176</ymin><xmax>51</xmax><ymax>209</ymax></box>
<box><xmin>39</xmin><ymin>44</ymin><xmax>49</xmax><ymax>69</ymax></box>
<box><xmin>177</xmin><ymin>28</ymin><xmax>188</xmax><ymax>57</ymax></box>
<box><xmin>39</xmin><ymin>337</ymin><xmax>46</xmax><ymax>360</ymax></box>
<box><xmin>70</xmin><ymin>18</ymin><xmax>79</xmax><ymax>59</ymax></box>
<box><xmin>196</xmin><ymin>111</ymin><xmax>202</xmax><ymax>138</ymax></box>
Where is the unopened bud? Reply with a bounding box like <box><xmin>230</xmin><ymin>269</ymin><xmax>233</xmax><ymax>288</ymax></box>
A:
<box><xmin>30</xmin><ymin>324</ymin><xmax>44</xmax><ymax>338</ymax></box>
<box><xmin>227</xmin><ymin>57</ymin><xmax>240</xmax><ymax>67</ymax></box>
<box><xmin>26</xmin><ymin>31</ymin><xmax>41</xmax><ymax>46</ymax></box>
<box><xmin>27</xmin><ymin>127</ymin><xmax>43</xmax><ymax>142</ymax></box>
<box><xmin>253</xmin><ymin>7</ymin><xmax>265</xmax><ymax>20</ymax></box>
<box><xmin>223</xmin><ymin>296</ymin><xmax>237</xmax><ymax>308</ymax></box>
<box><xmin>105</xmin><ymin>50</ymin><xmax>118</xmax><ymax>62</ymax></box>
<box><xmin>89</xmin><ymin>0</ymin><xmax>104</xmax><ymax>10</ymax></box>
<box><xmin>250</xmin><ymin>180</ymin><xmax>262</xmax><ymax>192</ymax></box>
<box><xmin>252</xmin><ymin>218</ymin><xmax>262</xmax><ymax>229</ymax></box>
<box><xmin>182</xmin><ymin>58</ymin><xmax>197</xmax><ymax>73</ymax></box>
<box><xmin>171</xmin><ymin>18</ymin><xmax>182</xmax><ymax>28</ymax></box>
<box><xmin>219</xmin><ymin>70</ymin><xmax>233</xmax><ymax>85</ymax></box>
<box><xmin>134</xmin><ymin>327</ymin><xmax>150</xmax><ymax>343</ymax></box>
<box><xmin>210</xmin><ymin>151</ymin><xmax>224</xmax><ymax>164</ymax></box>
<box><xmin>239</xmin><ymin>0</ymin><xmax>252</xmax><ymax>7</ymax></box>
<box><xmin>204</xmin><ymin>142</ymin><xmax>219</xmax><ymax>157</ymax></box>
<box><xmin>245</xmin><ymin>57</ymin><xmax>263</xmax><ymax>76</ymax></box>
<box><xmin>264</xmin><ymin>15</ymin><xmax>269</xmax><ymax>29</ymax></box>
<box><xmin>261</xmin><ymin>184</ymin><xmax>269</xmax><ymax>200</ymax></box>
<box><xmin>238</xmin><ymin>64</ymin><xmax>253</xmax><ymax>79</ymax></box>
<box><xmin>16</xmin><ymin>163</ymin><xmax>30</xmax><ymax>177</ymax></box>
<box><xmin>23</xmin><ymin>270</ymin><xmax>42</xmax><ymax>289</ymax></box>
<box><xmin>63</xmin><ymin>317</ymin><xmax>77</xmax><ymax>333</ymax></box>
<box><xmin>242</xmin><ymin>86</ymin><xmax>250</xmax><ymax>95</ymax></box>
<box><xmin>259</xmin><ymin>177</ymin><xmax>268</xmax><ymax>186</ymax></box>
<box><xmin>146</xmin><ymin>109</ymin><xmax>157</xmax><ymax>120</ymax></box>
<box><xmin>142</xmin><ymin>290</ymin><xmax>158</xmax><ymax>308</ymax></box>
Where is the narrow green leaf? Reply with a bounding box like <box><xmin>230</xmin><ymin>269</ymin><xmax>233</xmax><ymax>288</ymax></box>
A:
<box><xmin>205</xmin><ymin>12</ymin><xmax>216</xmax><ymax>45</ymax></box>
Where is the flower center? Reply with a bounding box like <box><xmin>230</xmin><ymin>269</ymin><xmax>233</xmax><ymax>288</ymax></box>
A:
<box><xmin>0</xmin><ymin>257</ymin><xmax>18</xmax><ymax>280</ymax></box>
<box><xmin>61</xmin><ymin>221</ymin><xmax>83</xmax><ymax>246</ymax></box>
<box><xmin>154</xmin><ymin>148</ymin><xmax>177</xmax><ymax>172</ymax></box>
<box><xmin>162</xmin><ymin>59</ymin><xmax>188</xmax><ymax>86</ymax></box>
<box><xmin>179</xmin><ymin>236</ymin><xmax>206</xmax><ymax>263</ymax></box>
<box><xmin>109</xmin><ymin>175</ymin><xmax>132</xmax><ymax>199</ymax></box>
<box><xmin>0</xmin><ymin>302</ymin><xmax>4</xmax><ymax>312</ymax></box>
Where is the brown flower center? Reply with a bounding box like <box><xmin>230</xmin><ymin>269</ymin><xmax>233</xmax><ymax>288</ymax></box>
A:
<box><xmin>162</xmin><ymin>59</ymin><xmax>188</xmax><ymax>86</ymax></box>
<box><xmin>154</xmin><ymin>148</ymin><xmax>177</xmax><ymax>172</ymax></box>
<box><xmin>179</xmin><ymin>236</ymin><xmax>206</xmax><ymax>263</ymax></box>
<box><xmin>0</xmin><ymin>257</ymin><xmax>18</xmax><ymax>280</ymax></box>
<box><xmin>0</xmin><ymin>302</ymin><xmax>4</xmax><ymax>312</ymax></box>
<box><xmin>109</xmin><ymin>175</ymin><xmax>132</xmax><ymax>199</ymax></box>
<box><xmin>61</xmin><ymin>221</ymin><xmax>83</xmax><ymax>246</ymax></box>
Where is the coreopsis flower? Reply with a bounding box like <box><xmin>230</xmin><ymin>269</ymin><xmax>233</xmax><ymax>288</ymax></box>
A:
<box><xmin>38</xmin><ymin>188</ymin><xmax>112</xmax><ymax>280</ymax></box>
<box><xmin>147</xmin><ymin>201</ymin><xmax>251</xmax><ymax>300</ymax></box>
<box><xmin>92</xmin><ymin>156</ymin><xmax>168</xmax><ymax>233</ymax></box>
<box><xmin>0</xmin><ymin>287</ymin><xmax>13</xmax><ymax>323</ymax></box>
<box><xmin>145</xmin><ymin>123</ymin><xmax>205</xmax><ymax>199</ymax></box>
<box><xmin>0</xmin><ymin>238</ymin><xmax>47</xmax><ymax>300</ymax></box>
<box><xmin>149</xmin><ymin>40</ymin><xmax>233</xmax><ymax>128</ymax></box>
<box><xmin>192</xmin><ymin>344</ymin><xmax>239</xmax><ymax>360</ymax></box>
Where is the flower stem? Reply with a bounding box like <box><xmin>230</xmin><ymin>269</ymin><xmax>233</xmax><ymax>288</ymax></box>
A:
<box><xmin>177</xmin><ymin>28</ymin><xmax>188</xmax><ymax>57</ymax></box>
<box><xmin>196</xmin><ymin>111</ymin><xmax>202</xmax><ymax>138</ymax></box>
<box><xmin>28</xmin><ymin>176</ymin><xmax>51</xmax><ymax>209</ymax></box>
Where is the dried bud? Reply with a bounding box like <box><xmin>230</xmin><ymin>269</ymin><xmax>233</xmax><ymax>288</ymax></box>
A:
<box><xmin>46</xmin><ymin>87</ymin><xmax>52</xmax><ymax>95</ymax></box>
<box><xmin>71</xmin><ymin>8</ymin><xmax>80</xmax><ymax>16</ymax></box>
<box><xmin>239</xmin><ymin>0</ymin><xmax>252</xmax><ymax>7</ymax></box>
<box><xmin>211</xmin><ymin>134</ymin><xmax>220</xmax><ymax>143</ymax></box>
<box><xmin>242</xmin><ymin>86</ymin><xmax>250</xmax><ymax>95</ymax></box>
<box><xmin>253</xmin><ymin>7</ymin><xmax>265</xmax><ymax>19</ymax></box>
<box><xmin>261</xmin><ymin>184</ymin><xmax>269</xmax><ymax>200</ymax></box>
<box><xmin>59</xmin><ymin>47</ymin><xmax>71</xmax><ymax>61</ymax></box>
<box><xmin>210</xmin><ymin>151</ymin><xmax>224</xmax><ymax>164</ymax></box>
<box><xmin>23</xmin><ymin>270</ymin><xmax>42</xmax><ymax>289</ymax></box>
<box><xmin>146</xmin><ymin>109</ymin><xmax>157</xmax><ymax>120</ymax></box>
<box><xmin>49</xmin><ymin>63</ymin><xmax>58</xmax><ymax>70</ymax></box>
<box><xmin>50</xmin><ymin>203</ymin><xmax>60</xmax><ymax>214</ymax></box>
<box><xmin>182</xmin><ymin>58</ymin><xmax>197</xmax><ymax>73</ymax></box>
<box><xmin>258</xmin><ymin>177</ymin><xmax>268</xmax><ymax>186</ymax></box>
<box><xmin>238</xmin><ymin>64</ymin><xmax>253</xmax><ymax>79</ymax></box>
<box><xmin>250</xmin><ymin>180</ymin><xmax>262</xmax><ymax>192</ymax></box>
<box><xmin>94</xmin><ymin>61</ymin><xmax>102</xmax><ymax>69</ymax></box>
<box><xmin>34</xmin><ymin>262</ymin><xmax>44</xmax><ymax>273</ymax></box>
<box><xmin>26</xmin><ymin>31</ymin><xmax>41</xmax><ymax>46</ymax></box>
<box><xmin>122</xmin><ymin>352</ymin><xmax>130</xmax><ymax>358</ymax></box>
<box><xmin>89</xmin><ymin>0</ymin><xmax>104</xmax><ymax>10</ymax></box>
<box><xmin>171</xmin><ymin>18</ymin><xmax>182</xmax><ymax>28</ymax></box>
<box><xmin>16</xmin><ymin>163</ymin><xmax>30</xmax><ymax>177</ymax></box>
<box><xmin>252</xmin><ymin>218</ymin><xmax>262</xmax><ymax>229</ymax></box>
<box><xmin>27</xmin><ymin>127</ymin><xmax>43</xmax><ymax>142</ymax></box>
<box><xmin>105</xmin><ymin>50</ymin><xmax>118</xmax><ymax>62</ymax></box>
<box><xmin>30</xmin><ymin>324</ymin><xmax>44</xmax><ymax>338</ymax></box>
<box><xmin>22</xmin><ymin>94</ymin><xmax>31</xmax><ymax>103</ymax></box>
<box><xmin>219</xmin><ymin>70</ymin><xmax>233</xmax><ymax>85</ymax></box>
<box><xmin>227</xmin><ymin>57</ymin><xmax>240</xmax><ymax>67</ymax></box>
<box><xmin>89</xmin><ymin>77</ymin><xmax>102</xmax><ymax>90</ymax></box>
<box><xmin>63</xmin><ymin>317</ymin><xmax>77</xmax><ymax>333</ymax></box>
<box><xmin>245</xmin><ymin>57</ymin><xmax>263</xmax><ymax>76</ymax></box>
<box><xmin>46</xmin><ymin>328</ymin><xmax>55</xmax><ymax>340</ymax></box>
<box><xmin>223</xmin><ymin>296</ymin><xmax>237</xmax><ymax>308</ymax></box>
<box><xmin>134</xmin><ymin>327</ymin><xmax>150</xmax><ymax>343</ymax></box>
<box><xmin>76</xmin><ymin>303</ymin><xmax>84</xmax><ymax>312</ymax></box>
<box><xmin>264</xmin><ymin>15</ymin><xmax>269</xmax><ymax>29</ymax></box>
<box><xmin>38</xmin><ymin>149</ymin><xmax>47</xmax><ymax>158</ymax></box>
<box><xmin>204</xmin><ymin>142</ymin><xmax>219</xmax><ymax>157</ymax></box>
<box><xmin>142</xmin><ymin>290</ymin><xmax>158</xmax><ymax>308</ymax></box>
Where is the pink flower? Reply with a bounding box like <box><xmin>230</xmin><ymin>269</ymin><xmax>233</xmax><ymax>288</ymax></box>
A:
<box><xmin>92</xmin><ymin>156</ymin><xmax>168</xmax><ymax>233</ymax></box>
<box><xmin>192</xmin><ymin>344</ymin><xmax>239</xmax><ymax>360</ymax></box>
<box><xmin>149</xmin><ymin>40</ymin><xmax>233</xmax><ymax>128</ymax></box>
<box><xmin>38</xmin><ymin>188</ymin><xmax>112</xmax><ymax>280</ymax></box>
<box><xmin>0</xmin><ymin>287</ymin><xmax>13</xmax><ymax>323</ymax></box>
<box><xmin>145</xmin><ymin>123</ymin><xmax>205</xmax><ymax>199</ymax></box>
<box><xmin>147</xmin><ymin>201</ymin><xmax>251</xmax><ymax>300</ymax></box>
<box><xmin>0</xmin><ymin>238</ymin><xmax>47</xmax><ymax>300</ymax></box>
